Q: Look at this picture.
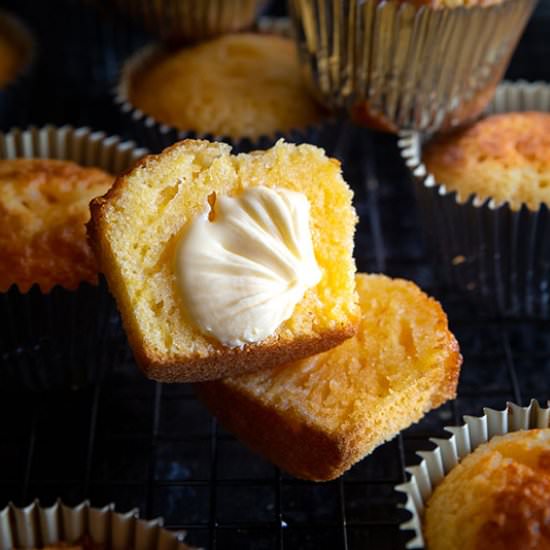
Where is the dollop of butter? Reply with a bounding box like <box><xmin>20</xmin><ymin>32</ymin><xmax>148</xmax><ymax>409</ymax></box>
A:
<box><xmin>175</xmin><ymin>186</ymin><xmax>322</xmax><ymax>348</ymax></box>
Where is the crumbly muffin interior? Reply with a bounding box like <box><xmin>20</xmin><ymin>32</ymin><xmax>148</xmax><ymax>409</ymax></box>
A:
<box><xmin>129</xmin><ymin>33</ymin><xmax>326</xmax><ymax>140</ymax></box>
<box><xmin>223</xmin><ymin>274</ymin><xmax>460</xmax><ymax>433</ymax></box>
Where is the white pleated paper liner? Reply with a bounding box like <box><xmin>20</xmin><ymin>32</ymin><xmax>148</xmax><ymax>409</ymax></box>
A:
<box><xmin>399</xmin><ymin>81</ymin><xmax>550</xmax><ymax>319</ymax></box>
<box><xmin>114</xmin><ymin>18</ymin><xmax>340</xmax><ymax>155</ymax></box>
<box><xmin>289</xmin><ymin>0</ymin><xmax>536</xmax><ymax>133</ymax></box>
<box><xmin>0</xmin><ymin>126</ymin><xmax>148</xmax><ymax>392</ymax></box>
<box><xmin>0</xmin><ymin>10</ymin><xmax>35</xmax><ymax>130</ymax></box>
<box><xmin>0</xmin><ymin>500</ymin><xmax>197</xmax><ymax>550</ymax></box>
<box><xmin>396</xmin><ymin>399</ymin><xmax>550</xmax><ymax>549</ymax></box>
<box><xmin>105</xmin><ymin>0</ymin><xmax>270</xmax><ymax>44</ymax></box>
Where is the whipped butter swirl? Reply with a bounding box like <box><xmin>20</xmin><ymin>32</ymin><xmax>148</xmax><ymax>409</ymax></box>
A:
<box><xmin>176</xmin><ymin>186</ymin><xmax>321</xmax><ymax>348</ymax></box>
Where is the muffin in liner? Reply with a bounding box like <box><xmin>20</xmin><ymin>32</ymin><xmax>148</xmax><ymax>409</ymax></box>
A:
<box><xmin>106</xmin><ymin>0</ymin><xmax>269</xmax><ymax>44</ymax></box>
<box><xmin>289</xmin><ymin>0</ymin><xmax>537</xmax><ymax>133</ymax></box>
<box><xmin>0</xmin><ymin>10</ymin><xmax>35</xmax><ymax>130</ymax></box>
<box><xmin>0</xmin><ymin>126</ymin><xmax>147</xmax><ymax>391</ymax></box>
<box><xmin>399</xmin><ymin>81</ymin><xmax>550</xmax><ymax>318</ymax></box>
<box><xmin>396</xmin><ymin>399</ymin><xmax>550</xmax><ymax>549</ymax></box>
<box><xmin>114</xmin><ymin>18</ymin><xmax>340</xmax><ymax>155</ymax></box>
<box><xmin>0</xmin><ymin>500</ymin><xmax>196</xmax><ymax>549</ymax></box>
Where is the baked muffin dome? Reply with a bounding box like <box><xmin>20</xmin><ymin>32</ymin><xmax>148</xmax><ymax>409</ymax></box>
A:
<box><xmin>425</xmin><ymin>428</ymin><xmax>550</xmax><ymax>550</ymax></box>
<box><xmin>128</xmin><ymin>33</ymin><xmax>326</xmax><ymax>140</ymax></box>
<box><xmin>423</xmin><ymin>112</ymin><xmax>550</xmax><ymax>211</ymax></box>
<box><xmin>0</xmin><ymin>159</ymin><xmax>113</xmax><ymax>293</ymax></box>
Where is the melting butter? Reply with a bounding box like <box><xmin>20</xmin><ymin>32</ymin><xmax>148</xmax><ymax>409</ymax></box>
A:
<box><xmin>175</xmin><ymin>186</ymin><xmax>321</xmax><ymax>348</ymax></box>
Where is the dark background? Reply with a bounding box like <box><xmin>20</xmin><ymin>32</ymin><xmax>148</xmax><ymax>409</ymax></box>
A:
<box><xmin>0</xmin><ymin>1</ymin><xmax>549</xmax><ymax>549</ymax></box>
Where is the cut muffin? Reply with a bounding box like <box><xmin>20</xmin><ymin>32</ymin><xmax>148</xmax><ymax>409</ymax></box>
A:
<box><xmin>424</xmin><ymin>428</ymin><xmax>550</xmax><ymax>550</ymax></box>
<box><xmin>89</xmin><ymin>139</ymin><xmax>359</xmax><ymax>383</ymax></box>
<box><xmin>197</xmin><ymin>273</ymin><xmax>461</xmax><ymax>480</ymax></box>
<box><xmin>125</xmin><ymin>33</ymin><xmax>326</xmax><ymax>140</ymax></box>
<box><xmin>0</xmin><ymin>158</ymin><xmax>113</xmax><ymax>292</ymax></box>
<box><xmin>423</xmin><ymin>112</ymin><xmax>550</xmax><ymax>211</ymax></box>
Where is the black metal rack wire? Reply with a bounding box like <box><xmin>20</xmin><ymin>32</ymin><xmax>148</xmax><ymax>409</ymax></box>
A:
<box><xmin>0</xmin><ymin>2</ymin><xmax>549</xmax><ymax>550</ymax></box>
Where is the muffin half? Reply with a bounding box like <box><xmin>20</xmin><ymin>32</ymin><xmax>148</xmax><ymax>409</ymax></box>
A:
<box><xmin>89</xmin><ymin>139</ymin><xmax>359</xmax><ymax>383</ymax></box>
<box><xmin>197</xmin><ymin>273</ymin><xmax>461</xmax><ymax>480</ymax></box>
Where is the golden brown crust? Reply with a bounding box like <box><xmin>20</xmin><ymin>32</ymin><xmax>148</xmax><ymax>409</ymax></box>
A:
<box><xmin>424</xmin><ymin>112</ymin><xmax>550</xmax><ymax>211</ymax></box>
<box><xmin>197</xmin><ymin>378</ymin><xmax>348</xmax><ymax>481</ymax></box>
<box><xmin>139</xmin><ymin>326</ymin><xmax>355</xmax><ymax>383</ymax></box>
<box><xmin>475</xmin><ymin>464</ymin><xmax>550</xmax><ymax>550</ymax></box>
<box><xmin>126</xmin><ymin>33</ymin><xmax>326</xmax><ymax>140</ymax></box>
<box><xmin>196</xmin><ymin>274</ymin><xmax>461</xmax><ymax>480</ymax></box>
<box><xmin>425</xmin><ymin>429</ymin><xmax>550</xmax><ymax>550</ymax></box>
<box><xmin>0</xmin><ymin>159</ymin><xmax>113</xmax><ymax>293</ymax></box>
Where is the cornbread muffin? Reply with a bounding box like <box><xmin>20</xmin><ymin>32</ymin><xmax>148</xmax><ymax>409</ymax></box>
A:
<box><xmin>424</xmin><ymin>429</ymin><xmax>550</xmax><ymax>550</ymax></box>
<box><xmin>423</xmin><ymin>112</ymin><xmax>550</xmax><ymax>211</ymax></box>
<box><xmin>0</xmin><ymin>159</ymin><xmax>113</xmax><ymax>293</ymax></box>
<box><xmin>89</xmin><ymin>139</ymin><xmax>359</xmax><ymax>383</ymax></box>
<box><xmin>126</xmin><ymin>33</ymin><xmax>326</xmax><ymax>140</ymax></box>
<box><xmin>197</xmin><ymin>273</ymin><xmax>461</xmax><ymax>480</ymax></box>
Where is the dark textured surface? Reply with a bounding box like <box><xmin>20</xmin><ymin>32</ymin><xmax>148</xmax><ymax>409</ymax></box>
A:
<box><xmin>0</xmin><ymin>1</ymin><xmax>548</xmax><ymax>549</ymax></box>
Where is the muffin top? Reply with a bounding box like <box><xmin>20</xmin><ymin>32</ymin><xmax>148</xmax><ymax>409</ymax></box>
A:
<box><xmin>423</xmin><ymin>112</ymin><xmax>550</xmax><ymax>211</ymax></box>
<box><xmin>0</xmin><ymin>158</ymin><xmax>113</xmax><ymax>293</ymax></box>
<box><xmin>424</xmin><ymin>428</ymin><xmax>550</xmax><ymax>550</ymax></box>
<box><xmin>128</xmin><ymin>33</ymin><xmax>326</xmax><ymax>140</ymax></box>
<box><xmin>0</xmin><ymin>29</ymin><xmax>23</xmax><ymax>88</ymax></box>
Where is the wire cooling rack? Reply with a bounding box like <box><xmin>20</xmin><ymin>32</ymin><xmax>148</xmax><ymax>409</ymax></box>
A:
<box><xmin>0</xmin><ymin>2</ymin><xmax>549</xmax><ymax>549</ymax></box>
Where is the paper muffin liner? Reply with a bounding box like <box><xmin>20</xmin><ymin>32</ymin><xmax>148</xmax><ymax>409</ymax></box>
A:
<box><xmin>0</xmin><ymin>126</ymin><xmax>148</xmax><ymax>391</ymax></box>
<box><xmin>399</xmin><ymin>81</ymin><xmax>550</xmax><ymax>318</ymax></box>
<box><xmin>289</xmin><ymin>0</ymin><xmax>536</xmax><ymax>133</ymax></box>
<box><xmin>396</xmin><ymin>399</ymin><xmax>550</xmax><ymax>549</ymax></box>
<box><xmin>114</xmin><ymin>17</ymin><xmax>339</xmax><ymax>155</ymax></box>
<box><xmin>0</xmin><ymin>10</ymin><xmax>35</xmax><ymax>130</ymax></box>
<box><xmin>0</xmin><ymin>500</ymin><xmax>197</xmax><ymax>549</ymax></box>
<box><xmin>105</xmin><ymin>0</ymin><xmax>269</xmax><ymax>44</ymax></box>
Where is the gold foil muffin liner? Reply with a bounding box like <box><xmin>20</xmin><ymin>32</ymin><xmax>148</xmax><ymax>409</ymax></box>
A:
<box><xmin>289</xmin><ymin>0</ymin><xmax>536</xmax><ymax>133</ymax></box>
<box><xmin>0</xmin><ymin>10</ymin><xmax>35</xmax><ymax>129</ymax></box>
<box><xmin>114</xmin><ymin>18</ymin><xmax>340</xmax><ymax>154</ymax></box>
<box><xmin>0</xmin><ymin>126</ymin><xmax>147</xmax><ymax>391</ymax></box>
<box><xmin>399</xmin><ymin>81</ymin><xmax>550</xmax><ymax>318</ymax></box>
<box><xmin>0</xmin><ymin>500</ymin><xmax>197</xmax><ymax>549</ymax></box>
<box><xmin>105</xmin><ymin>0</ymin><xmax>269</xmax><ymax>44</ymax></box>
<box><xmin>396</xmin><ymin>399</ymin><xmax>550</xmax><ymax>549</ymax></box>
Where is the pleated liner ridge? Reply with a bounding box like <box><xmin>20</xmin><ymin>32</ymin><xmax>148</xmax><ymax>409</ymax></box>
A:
<box><xmin>289</xmin><ymin>0</ymin><xmax>536</xmax><ymax>132</ymax></box>
<box><xmin>399</xmin><ymin>82</ymin><xmax>550</xmax><ymax>318</ymax></box>
<box><xmin>0</xmin><ymin>126</ymin><xmax>147</xmax><ymax>391</ymax></box>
